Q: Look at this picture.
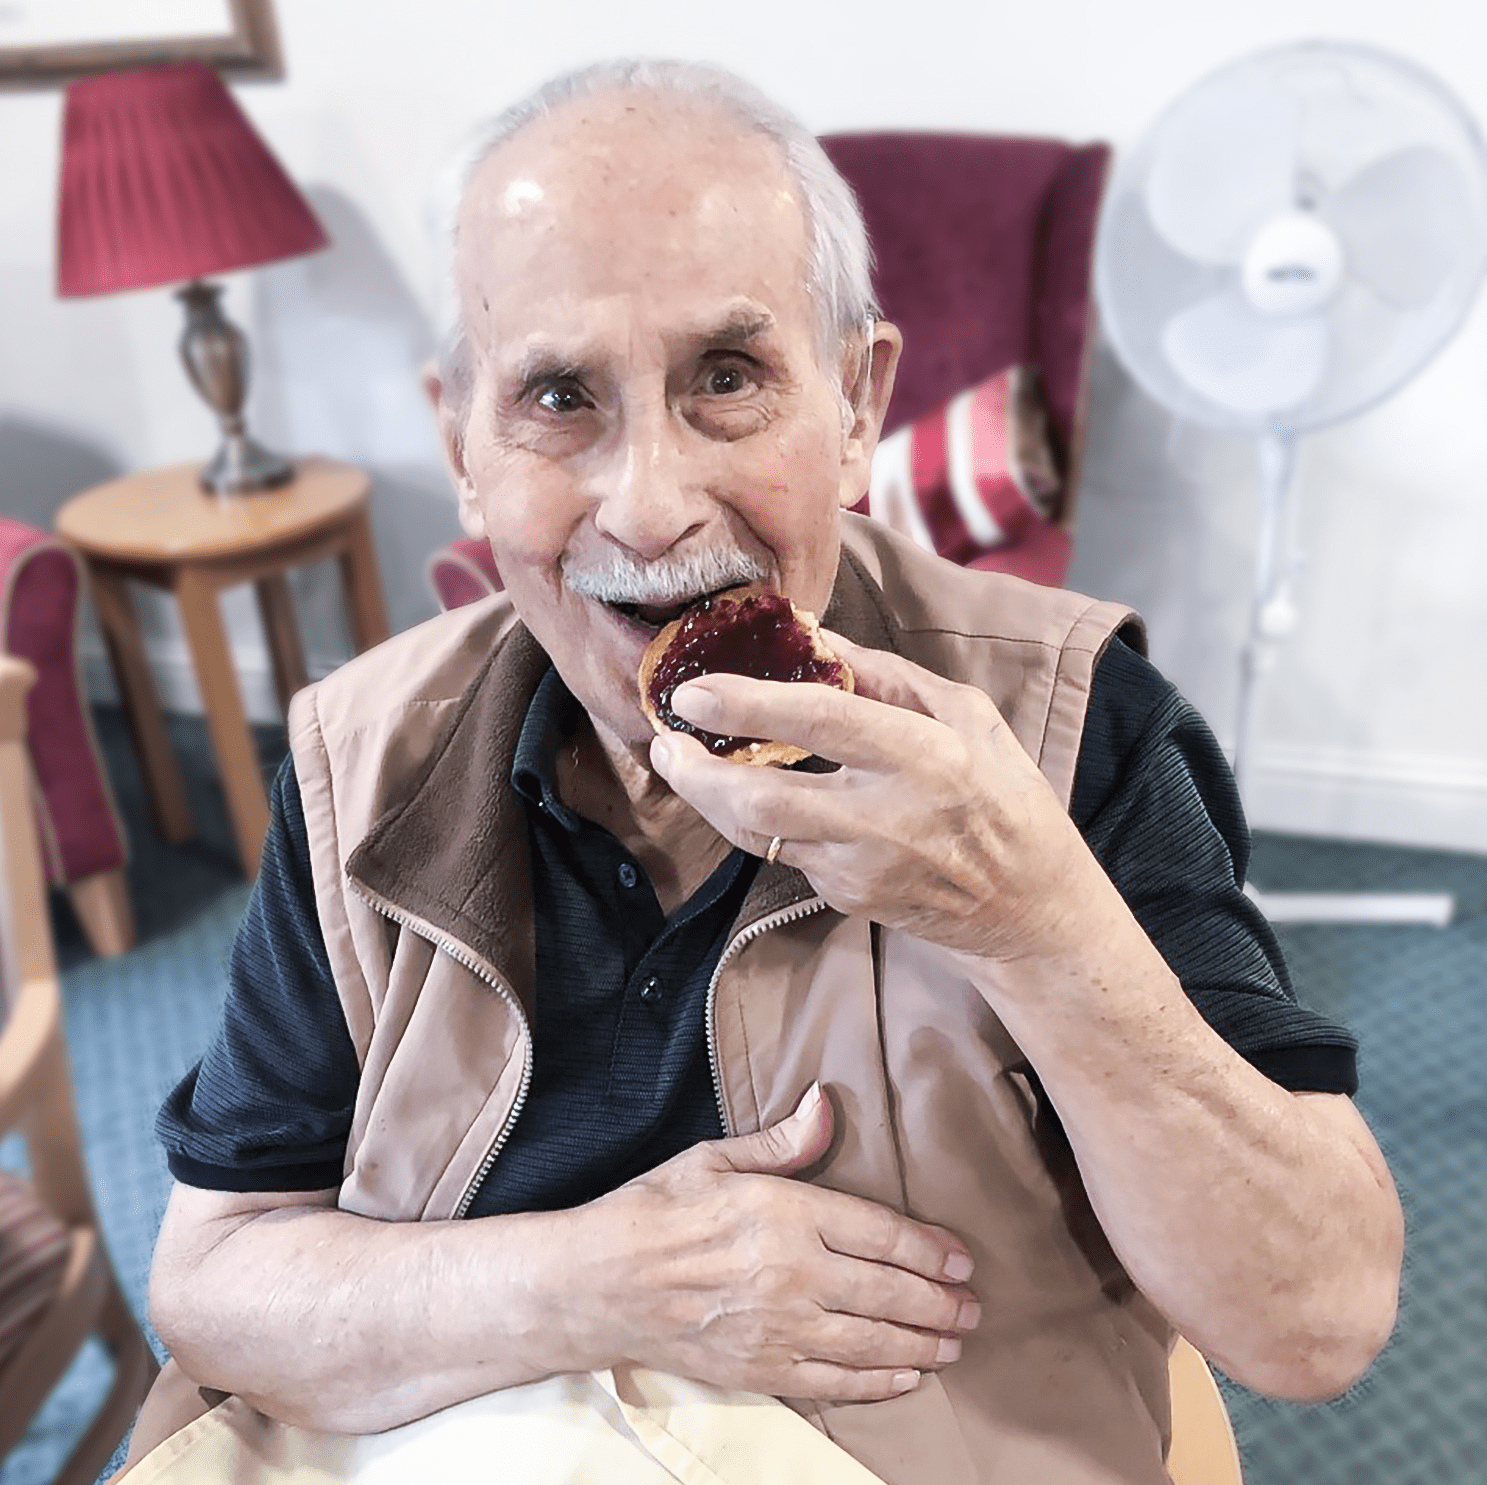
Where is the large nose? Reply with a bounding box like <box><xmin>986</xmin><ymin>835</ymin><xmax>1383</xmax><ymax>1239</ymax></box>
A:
<box><xmin>590</xmin><ymin>395</ymin><xmax>708</xmax><ymax>560</ymax></box>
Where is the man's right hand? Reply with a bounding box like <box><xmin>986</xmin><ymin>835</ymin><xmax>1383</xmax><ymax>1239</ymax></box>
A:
<box><xmin>572</xmin><ymin>1083</ymin><xmax>980</xmax><ymax>1402</ymax></box>
<box><xmin>150</xmin><ymin>1085</ymin><xmax>977</xmax><ymax>1433</ymax></box>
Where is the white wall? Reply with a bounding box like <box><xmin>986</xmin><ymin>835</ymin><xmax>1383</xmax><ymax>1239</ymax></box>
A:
<box><xmin>2</xmin><ymin>0</ymin><xmax>1484</xmax><ymax>853</ymax></box>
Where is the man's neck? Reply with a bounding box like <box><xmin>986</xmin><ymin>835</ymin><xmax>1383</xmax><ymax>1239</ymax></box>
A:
<box><xmin>557</xmin><ymin>717</ymin><xmax>733</xmax><ymax>916</ymax></box>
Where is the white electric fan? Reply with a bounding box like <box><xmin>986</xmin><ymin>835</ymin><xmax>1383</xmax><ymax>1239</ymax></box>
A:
<box><xmin>1095</xmin><ymin>40</ymin><xmax>1487</xmax><ymax>924</ymax></box>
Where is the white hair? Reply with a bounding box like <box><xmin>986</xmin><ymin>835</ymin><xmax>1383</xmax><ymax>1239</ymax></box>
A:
<box><xmin>432</xmin><ymin>59</ymin><xmax>878</xmax><ymax>427</ymax></box>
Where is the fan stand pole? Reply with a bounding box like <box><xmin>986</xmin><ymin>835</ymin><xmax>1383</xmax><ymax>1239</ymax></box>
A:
<box><xmin>1236</xmin><ymin>435</ymin><xmax>1455</xmax><ymax>927</ymax></box>
<box><xmin>1232</xmin><ymin>431</ymin><xmax>1294</xmax><ymax>802</ymax></box>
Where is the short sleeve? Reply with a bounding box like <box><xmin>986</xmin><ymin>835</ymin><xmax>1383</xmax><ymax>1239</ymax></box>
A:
<box><xmin>157</xmin><ymin>756</ymin><xmax>361</xmax><ymax>1191</ymax></box>
<box><xmin>1070</xmin><ymin>638</ymin><xmax>1359</xmax><ymax>1095</ymax></box>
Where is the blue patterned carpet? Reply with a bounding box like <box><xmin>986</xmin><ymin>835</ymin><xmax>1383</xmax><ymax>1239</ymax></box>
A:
<box><xmin>1221</xmin><ymin>835</ymin><xmax>1487</xmax><ymax>1484</ymax></box>
<box><xmin>2</xmin><ymin>710</ymin><xmax>1483</xmax><ymax>1484</ymax></box>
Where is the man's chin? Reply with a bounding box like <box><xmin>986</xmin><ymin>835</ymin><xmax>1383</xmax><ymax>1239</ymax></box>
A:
<box><xmin>560</xmin><ymin>612</ymin><xmax>665</xmax><ymax>752</ymax></box>
<box><xmin>588</xmin><ymin>698</ymin><xmax>664</xmax><ymax>766</ymax></box>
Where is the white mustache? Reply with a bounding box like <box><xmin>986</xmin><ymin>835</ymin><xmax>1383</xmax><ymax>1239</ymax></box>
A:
<box><xmin>563</xmin><ymin>546</ymin><xmax>770</xmax><ymax>606</ymax></box>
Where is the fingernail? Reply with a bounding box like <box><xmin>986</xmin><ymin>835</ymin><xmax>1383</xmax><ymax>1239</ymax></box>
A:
<box><xmin>943</xmin><ymin>1251</ymin><xmax>974</xmax><ymax>1283</ymax></box>
<box><xmin>795</xmin><ymin>1081</ymin><xmax>822</xmax><ymax>1119</ymax></box>
<box><xmin>935</xmin><ymin>1336</ymin><xmax>962</xmax><ymax>1365</ymax></box>
<box><xmin>956</xmin><ymin>1299</ymin><xmax>981</xmax><ymax>1330</ymax></box>
<box><xmin>670</xmin><ymin>681</ymin><xmax>719</xmax><ymax>723</ymax></box>
<box><xmin>892</xmin><ymin>1369</ymin><xmax>921</xmax><ymax>1393</ymax></box>
<box><xmin>649</xmin><ymin>734</ymin><xmax>671</xmax><ymax>771</ymax></box>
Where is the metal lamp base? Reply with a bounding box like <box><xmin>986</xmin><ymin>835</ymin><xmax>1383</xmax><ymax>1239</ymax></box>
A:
<box><xmin>176</xmin><ymin>280</ymin><xmax>295</xmax><ymax>496</ymax></box>
<box><xmin>199</xmin><ymin>430</ymin><xmax>294</xmax><ymax>494</ymax></box>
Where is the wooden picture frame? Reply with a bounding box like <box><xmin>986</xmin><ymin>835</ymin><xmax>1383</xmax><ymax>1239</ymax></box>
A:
<box><xmin>0</xmin><ymin>0</ymin><xmax>283</xmax><ymax>88</ymax></box>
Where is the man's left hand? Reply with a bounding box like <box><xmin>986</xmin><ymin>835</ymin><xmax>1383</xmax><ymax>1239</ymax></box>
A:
<box><xmin>649</xmin><ymin>631</ymin><xmax>1099</xmax><ymax>962</ymax></box>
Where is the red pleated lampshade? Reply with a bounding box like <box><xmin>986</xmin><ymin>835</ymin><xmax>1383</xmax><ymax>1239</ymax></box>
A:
<box><xmin>57</xmin><ymin>62</ymin><xmax>327</xmax><ymax>297</ymax></box>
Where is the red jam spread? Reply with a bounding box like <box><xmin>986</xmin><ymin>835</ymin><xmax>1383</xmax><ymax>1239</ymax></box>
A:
<box><xmin>646</xmin><ymin>590</ymin><xmax>847</xmax><ymax>755</ymax></box>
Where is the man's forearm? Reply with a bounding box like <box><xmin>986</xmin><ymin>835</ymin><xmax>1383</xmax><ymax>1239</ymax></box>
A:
<box><xmin>956</xmin><ymin>875</ymin><xmax>1404</xmax><ymax>1400</ymax></box>
<box><xmin>151</xmin><ymin>1188</ymin><xmax>591</xmax><ymax>1432</ymax></box>
<box><xmin>150</xmin><ymin>1106</ymin><xmax>977</xmax><ymax>1435</ymax></box>
<box><xmin>651</xmin><ymin>641</ymin><xmax>1404</xmax><ymax>1398</ymax></box>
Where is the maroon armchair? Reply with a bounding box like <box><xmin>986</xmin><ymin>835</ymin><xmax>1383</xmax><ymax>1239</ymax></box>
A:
<box><xmin>428</xmin><ymin>131</ymin><xmax>1110</xmax><ymax>610</ymax></box>
<box><xmin>824</xmin><ymin>131</ymin><xmax>1109</xmax><ymax>588</ymax></box>
<box><xmin>426</xmin><ymin>534</ymin><xmax>502</xmax><ymax>613</ymax></box>
<box><xmin>0</xmin><ymin>518</ymin><xmax>133</xmax><ymax>956</ymax></box>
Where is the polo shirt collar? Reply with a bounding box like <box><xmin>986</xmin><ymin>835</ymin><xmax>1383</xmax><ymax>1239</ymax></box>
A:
<box><xmin>510</xmin><ymin>664</ymin><xmax>586</xmax><ymax>832</ymax></box>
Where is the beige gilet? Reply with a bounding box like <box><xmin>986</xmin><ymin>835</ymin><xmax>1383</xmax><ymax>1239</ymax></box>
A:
<box><xmin>130</xmin><ymin>516</ymin><xmax>1173</xmax><ymax>1485</ymax></box>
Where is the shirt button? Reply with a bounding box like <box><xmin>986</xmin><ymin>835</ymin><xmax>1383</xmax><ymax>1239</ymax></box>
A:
<box><xmin>618</xmin><ymin>862</ymin><xmax>639</xmax><ymax>889</ymax></box>
<box><xmin>639</xmin><ymin>976</ymin><xmax>662</xmax><ymax>1003</ymax></box>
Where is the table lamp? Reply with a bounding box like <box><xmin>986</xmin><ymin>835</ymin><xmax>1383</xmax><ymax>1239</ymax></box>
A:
<box><xmin>56</xmin><ymin>62</ymin><xmax>328</xmax><ymax>494</ymax></box>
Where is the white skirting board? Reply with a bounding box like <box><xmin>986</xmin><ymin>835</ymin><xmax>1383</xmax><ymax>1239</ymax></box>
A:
<box><xmin>1241</xmin><ymin>743</ymin><xmax>1487</xmax><ymax>857</ymax></box>
<box><xmin>1244</xmin><ymin>883</ymin><xmax>1456</xmax><ymax>926</ymax></box>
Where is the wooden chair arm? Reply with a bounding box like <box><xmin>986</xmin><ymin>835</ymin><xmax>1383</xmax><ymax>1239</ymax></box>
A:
<box><xmin>0</xmin><ymin>652</ymin><xmax>96</xmax><ymax>1224</ymax></box>
<box><xmin>0</xmin><ymin>652</ymin><xmax>156</xmax><ymax>1475</ymax></box>
<box><xmin>0</xmin><ymin>656</ymin><xmax>57</xmax><ymax>994</ymax></box>
<box><xmin>1168</xmin><ymin>1336</ymin><xmax>1244</xmax><ymax>1485</ymax></box>
<box><xmin>0</xmin><ymin>655</ymin><xmax>32</xmax><ymax>745</ymax></box>
<box><xmin>0</xmin><ymin>972</ymin><xmax>61</xmax><ymax>1133</ymax></box>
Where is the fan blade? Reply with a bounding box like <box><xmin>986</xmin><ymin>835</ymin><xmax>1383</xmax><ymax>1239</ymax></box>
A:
<box><xmin>1321</xmin><ymin>146</ymin><xmax>1476</xmax><ymax>308</ymax></box>
<box><xmin>1144</xmin><ymin>83</ymin><xmax>1301</xmax><ymax>264</ymax></box>
<box><xmin>1301</xmin><ymin>276</ymin><xmax>1458</xmax><ymax>429</ymax></box>
<box><xmin>1160</xmin><ymin>288</ymin><xmax>1328</xmax><ymax>414</ymax></box>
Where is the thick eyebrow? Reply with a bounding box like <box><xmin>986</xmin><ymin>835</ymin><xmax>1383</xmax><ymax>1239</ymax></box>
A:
<box><xmin>504</xmin><ymin>307</ymin><xmax>778</xmax><ymax>399</ymax></box>
<box><xmin>696</xmin><ymin>309</ymin><xmax>775</xmax><ymax>352</ymax></box>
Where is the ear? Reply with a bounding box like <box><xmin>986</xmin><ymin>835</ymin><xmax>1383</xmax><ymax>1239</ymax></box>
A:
<box><xmin>421</xmin><ymin>359</ymin><xmax>486</xmax><ymax>539</ymax></box>
<box><xmin>837</xmin><ymin>320</ymin><xmax>903</xmax><ymax>510</ymax></box>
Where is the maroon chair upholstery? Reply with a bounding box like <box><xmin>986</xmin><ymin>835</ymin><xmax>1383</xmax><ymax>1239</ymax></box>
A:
<box><xmin>426</xmin><ymin>535</ymin><xmax>503</xmax><ymax>611</ymax></box>
<box><xmin>823</xmin><ymin>132</ymin><xmax>1110</xmax><ymax>587</ymax></box>
<box><xmin>0</xmin><ymin>518</ymin><xmax>133</xmax><ymax>956</ymax></box>
<box><xmin>428</xmin><ymin>132</ymin><xmax>1110</xmax><ymax>609</ymax></box>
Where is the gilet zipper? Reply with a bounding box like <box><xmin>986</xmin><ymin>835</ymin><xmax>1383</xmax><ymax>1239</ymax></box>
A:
<box><xmin>704</xmin><ymin>895</ymin><xmax>828</xmax><ymax>1135</ymax></box>
<box><xmin>350</xmin><ymin>881</ymin><xmax>534</xmax><ymax>1220</ymax></box>
<box><xmin>356</xmin><ymin>884</ymin><xmax>827</xmax><ymax>1205</ymax></box>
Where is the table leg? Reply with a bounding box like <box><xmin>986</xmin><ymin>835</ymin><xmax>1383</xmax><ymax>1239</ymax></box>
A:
<box><xmin>85</xmin><ymin>565</ymin><xmax>193</xmax><ymax>844</ymax></box>
<box><xmin>254</xmin><ymin>573</ymin><xmax>310</xmax><ymax>718</ymax></box>
<box><xmin>338</xmin><ymin>510</ymin><xmax>391</xmax><ymax>653</ymax></box>
<box><xmin>175</xmin><ymin>568</ymin><xmax>269</xmax><ymax>879</ymax></box>
<box><xmin>67</xmin><ymin>867</ymin><xmax>136</xmax><ymax>957</ymax></box>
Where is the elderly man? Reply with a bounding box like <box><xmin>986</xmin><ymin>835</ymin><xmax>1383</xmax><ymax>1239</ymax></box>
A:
<box><xmin>140</xmin><ymin>60</ymin><xmax>1402</xmax><ymax>1485</ymax></box>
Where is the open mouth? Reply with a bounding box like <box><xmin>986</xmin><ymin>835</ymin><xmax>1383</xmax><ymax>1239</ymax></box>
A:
<box><xmin>605</xmin><ymin>584</ymin><xmax>754</xmax><ymax>632</ymax></box>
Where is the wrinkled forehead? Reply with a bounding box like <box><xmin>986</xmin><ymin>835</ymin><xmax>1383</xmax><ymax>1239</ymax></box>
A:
<box><xmin>454</xmin><ymin>90</ymin><xmax>813</xmax><ymax>351</ymax></box>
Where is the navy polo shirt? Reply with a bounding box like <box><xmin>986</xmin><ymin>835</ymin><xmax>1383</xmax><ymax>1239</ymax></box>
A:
<box><xmin>158</xmin><ymin>638</ymin><xmax>1359</xmax><ymax>1205</ymax></box>
<box><xmin>480</xmin><ymin>667</ymin><xmax>753</xmax><ymax>1215</ymax></box>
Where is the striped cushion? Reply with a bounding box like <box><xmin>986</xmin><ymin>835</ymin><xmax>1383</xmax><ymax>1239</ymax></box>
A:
<box><xmin>0</xmin><ymin>1168</ymin><xmax>71</xmax><ymax>1376</ymax></box>
<box><xmin>860</xmin><ymin>365</ymin><xmax>1061</xmax><ymax>564</ymax></box>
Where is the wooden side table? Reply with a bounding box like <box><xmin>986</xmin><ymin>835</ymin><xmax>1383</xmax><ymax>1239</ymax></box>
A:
<box><xmin>56</xmin><ymin>457</ymin><xmax>389</xmax><ymax>879</ymax></box>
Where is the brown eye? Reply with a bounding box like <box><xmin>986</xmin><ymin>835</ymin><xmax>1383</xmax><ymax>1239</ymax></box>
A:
<box><xmin>705</xmin><ymin>364</ymin><xmax>749</xmax><ymax>395</ymax></box>
<box><xmin>538</xmin><ymin>381</ymin><xmax>590</xmax><ymax>414</ymax></box>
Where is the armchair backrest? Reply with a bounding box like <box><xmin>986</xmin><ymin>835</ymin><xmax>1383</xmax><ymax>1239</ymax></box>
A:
<box><xmin>820</xmin><ymin>132</ymin><xmax>1110</xmax><ymax>527</ymax></box>
<box><xmin>0</xmin><ymin>516</ymin><xmax>129</xmax><ymax>889</ymax></box>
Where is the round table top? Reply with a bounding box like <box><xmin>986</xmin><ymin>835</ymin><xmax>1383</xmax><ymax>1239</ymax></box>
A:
<box><xmin>55</xmin><ymin>457</ymin><xmax>371</xmax><ymax>565</ymax></box>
